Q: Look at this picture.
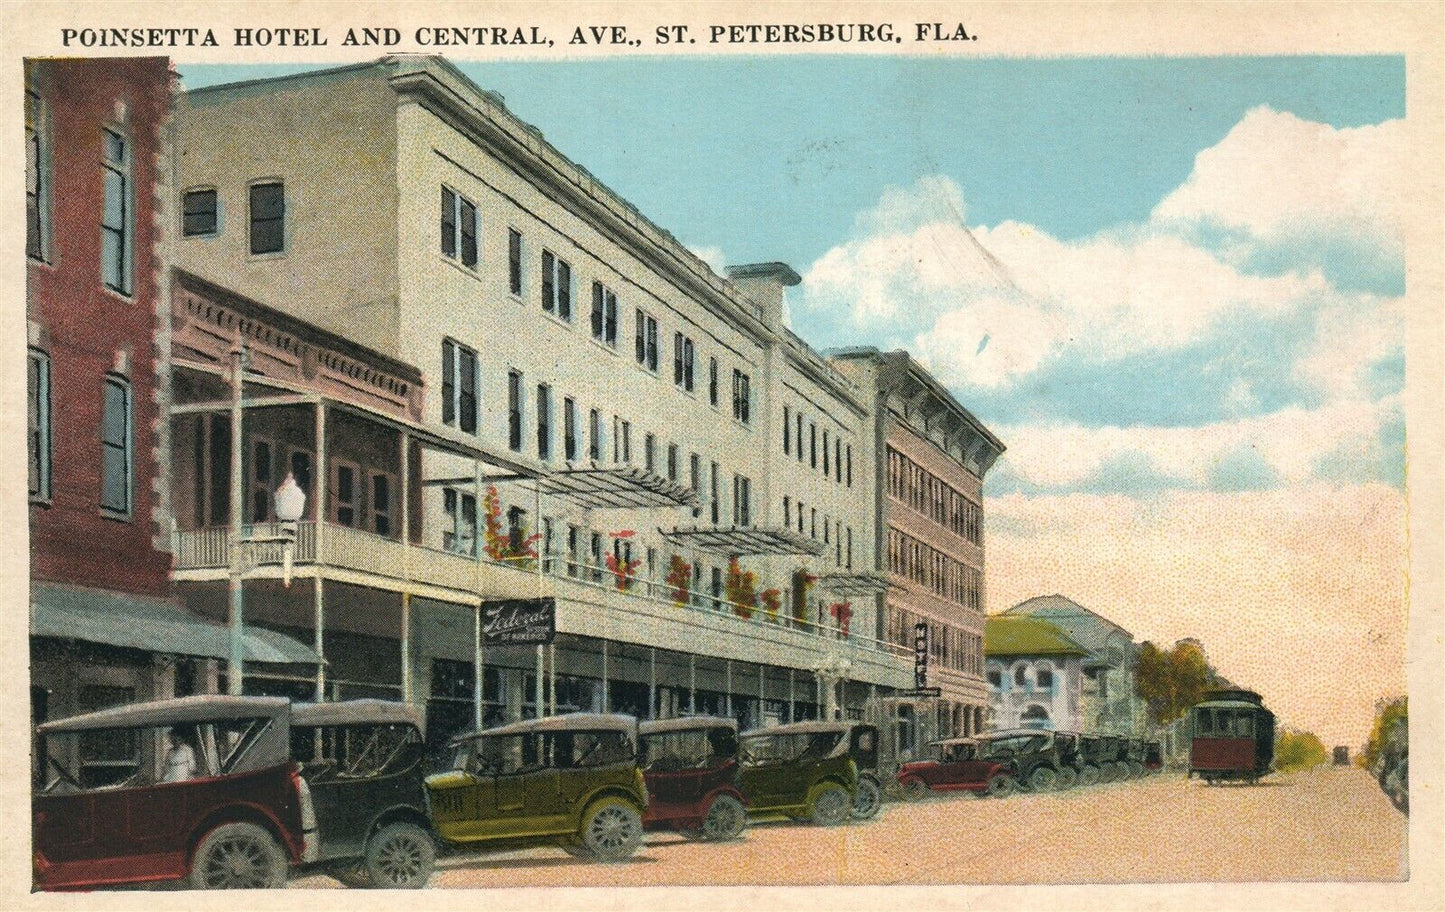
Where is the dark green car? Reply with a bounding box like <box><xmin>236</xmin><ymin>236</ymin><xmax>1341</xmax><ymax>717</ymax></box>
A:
<box><xmin>424</xmin><ymin>713</ymin><xmax>648</xmax><ymax>862</ymax></box>
<box><xmin>738</xmin><ymin>721</ymin><xmax>858</xmax><ymax>826</ymax></box>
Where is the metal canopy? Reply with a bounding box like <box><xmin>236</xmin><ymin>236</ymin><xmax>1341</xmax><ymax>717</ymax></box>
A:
<box><xmin>533</xmin><ymin>465</ymin><xmax>698</xmax><ymax>510</ymax></box>
<box><xmin>815</xmin><ymin>572</ymin><xmax>891</xmax><ymax>597</ymax></box>
<box><xmin>659</xmin><ymin>524</ymin><xmax>826</xmax><ymax>557</ymax></box>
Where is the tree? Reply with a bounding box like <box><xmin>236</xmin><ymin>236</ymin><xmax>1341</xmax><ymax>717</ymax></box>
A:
<box><xmin>1135</xmin><ymin>641</ymin><xmax>1175</xmax><ymax>726</ymax></box>
<box><xmin>1275</xmin><ymin>728</ymin><xmax>1329</xmax><ymax>773</ymax></box>
<box><xmin>1359</xmin><ymin>696</ymin><xmax>1407</xmax><ymax>772</ymax></box>
<box><xmin>1134</xmin><ymin>639</ymin><xmax>1216</xmax><ymax>727</ymax></box>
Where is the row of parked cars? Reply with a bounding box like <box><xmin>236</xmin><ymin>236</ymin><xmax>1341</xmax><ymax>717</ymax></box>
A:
<box><xmin>33</xmin><ymin>696</ymin><xmax>888</xmax><ymax>890</ymax></box>
<box><xmin>32</xmin><ymin>696</ymin><xmax>1162</xmax><ymax>891</ymax></box>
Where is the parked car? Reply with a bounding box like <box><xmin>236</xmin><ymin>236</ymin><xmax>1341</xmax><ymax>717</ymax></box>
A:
<box><xmin>1144</xmin><ymin>741</ymin><xmax>1164</xmax><ymax>774</ymax></box>
<box><xmin>737</xmin><ymin>721</ymin><xmax>858</xmax><ymax>826</ymax></box>
<box><xmin>1375</xmin><ymin>715</ymin><xmax>1408</xmax><ymax>814</ymax></box>
<box><xmin>764</xmin><ymin>721</ymin><xmax>884</xmax><ymax>819</ymax></box>
<box><xmin>33</xmin><ymin>695</ymin><xmax>317</xmax><ymax>890</ymax></box>
<box><xmin>975</xmin><ymin>729</ymin><xmax>1064</xmax><ymax>792</ymax></box>
<box><xmin>1081</xmin><ymin>734</ymin><xmax>1129</xmax><ymax>783</ymax></box>
<box><xmin>1051</xmin><ymin>731</ymin><xmax>1084</xmax><ymax>790</ymax></box>
<box><xmin>896</xmin><ymin>737</ymin><xmax>1017</xmax><ymax>799</ymax></box>
<box><xmin>424</xmin><ymin>713</ymin><xmax>648</xmax><ymax>862</ymax></box>
<box><xmin>637</xmin><ymin>716</ymin><xmax>747</xmax><ymax>841</ymax></box>
<box><xmin>291</xmin><ymin>700</ymin><xmax>434</xmax><ymax>888</ymax></box>
<box><xmin>1124</xmin><ymin>738</ymin><xmax>1148</xmax><ymax>779</ymax></box>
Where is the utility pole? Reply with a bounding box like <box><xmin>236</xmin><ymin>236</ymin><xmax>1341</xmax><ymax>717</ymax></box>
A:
<box><xmin>226</xmin><ymin>343</ymin><xmax>246</xmax><ymax>695</ymax></box>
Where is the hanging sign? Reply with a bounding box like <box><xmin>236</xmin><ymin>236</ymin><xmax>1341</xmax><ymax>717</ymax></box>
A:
<box><xmin>482</xmin><ymin>598</ymin><xmax>556</xmax><ymax>645</ymax></box>
<box><xmin>914</xmin><ymin>621</ymin><xmax>929</xmax><ymax>688</ymax></box>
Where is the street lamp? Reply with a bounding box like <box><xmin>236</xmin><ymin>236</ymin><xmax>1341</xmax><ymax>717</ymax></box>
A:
<box><xmin>226</xmin><ymin>473</ymin><xmax>308</xmax><ymax>695</ymax></box>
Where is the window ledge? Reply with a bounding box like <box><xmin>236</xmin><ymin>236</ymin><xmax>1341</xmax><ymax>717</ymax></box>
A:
<box><xmin>99</xmin><ymin>508</ymin><xmax>134</xmax><ymax>523</ymax></box>
<box><xmin>248</xmin><ymin>250</ymin><xmax>289</xmax><ymax>262</ymax></box>
<box><xmin>541</xmin><ymin>310</ymin><xmax>575</xmax><ymax>331</ymax></box>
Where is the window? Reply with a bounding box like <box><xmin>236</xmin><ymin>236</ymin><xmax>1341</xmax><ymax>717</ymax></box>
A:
<box><xmin>180</xmin><ymin>188</ymin><xmax>218</xmax><ymax>238</ymax></box>
<box><xmin>846</xmin><ymin>527</ymin><xmax>853</xmax><ymax>570</ymax></box>
<box><xmin>249</xmin><ymin>181</ymin><xmax>284</xmax><ymax>256</ymax></box>
<box><xmin>536</xmin><ymin>383</ymin><xmax>551</xmax><ymax>459</ymax></box>
<box><xmin>508</xmin><ymin>228</ymin><xmax>523</xmax><ymax>295</ymax></box>
<box><xmin>507</xmin><ymin>370</ymin><xmax>524</xmax><ymax>452</ymax></box>
<box><xmin>441</xmin><ymin>340</ymin><xmax>479</xmax><ymax>435</ymax></box>
<box><xmin>590</xmin><ymin>532</ymin><xmax>604</xmax><ymax>583</ymax></box>
<box><xmin>443</xmin><ymin>488</ymin><xmax>478</xmax><ymax>555</ymax></box>
<box><xmin>1014</xmin><ymin>665</ymin><xmax>1028</xmax><ymax>688</ymax></box>
<box><xmin>25</xmin><ymin>73</ymin><xmax>45</xmax><ymax>260</ymax></box>
<box><xmin>620</xmin><ymin>419</ymin><xmax>632</xmax><ymax>463</ymax></box>
<box><xmin>102</xmin><ymin>129</ymin><xmax>131</xmax><ymax>292</ymax></box>
<box><xmin>440</xmin><ymin>187</ymin><xmax>478</xmax><ymax>268</ymax></box>
<box><xmin>732</xmin><ymin>475</ymin><xmax>751</xmax><ymax>526</ymax></box>
<box><xmin>1036</xmin><ymin>664</ymin><xmax>1055</xmax><ymax>691</ymax></box>
<box><xmin>635</xmin><ymin>311</ymin><xmax>658</xmax><ymax>371</ymax></box>
<box><xmin>822</xmin><ymin>430</ymin><xmax>830</xmax><ymax>475</ymax></box>
<box><xmin>667</xmin><ymin>444</ymin><xmax>678</xmax><ymax>482</ymax></box>
<box><xmin>810</xmin><ymin>508</ymin><xmax>817</xmax><ymax>539</ymax></box>
<box><xmin>588</xmin><ymin>409</ymin><xmax>602</xmax><ymax>461</ymax></box>
<box><xmin>797</xmin><ymin>413</ymin><xmax>805</xmax><ymax>464</ymax></box>
<box><xmin>689</xmin><ymin>453</ymin><xmax>701</xmax><ymax>518</ymax></box>
<box><xmin>710</xmin><ymin>461</ymin><xmax>720</xmax><ymax>524</ymax></box>
<box><xmin>567</xmin><ymin>525</ymin><xmax>581</xmax><ymax>576</ymax></box>
<box><xmin>332</xmin><ymin>461</ymin><xmax>359</xmax><ymax>527</ymax></box>
<box><xmin>708</xmin><ymin>358</ymin><xmax>719</xmax><ymax>407</ymax></box>
<box><xmin>541</xmin><ymin>250</ymin><xmax>573</xmax><ymax>320</ymax></box>
<box><xmin>370</xmin><ymin>473</ymin><xmax>395</xmax><ymax>536</ymax></box>
<box><xmin>563</xmin><ymin>397</ymin><xmax>577</xmax><ymax>461</ymax></box>
<box><xmin>591</xmin><ymin>281</ymin><xmax>618</xmax><ymax>346</ymax></box>
<box><xmin>835</xmin><ymin>438</ymin><xmax>843</xmax><ymax>483</ymax></box>
<box><xmin>644</xmin><ymin>433</ymin><xmax>656</xmax><ymax>473</ymax></box>
<box><xmin>846</xmin><ymin>445</ymin><xmax>853</xmax><ymax>487</ymax></box>
<box><xmin>783</xmin><ymin>496</ymin><xmax>791</xmax><ymax>527</ymax></box>
<box><xmin>783</xmin><ymin>406</ymin><xmax>791</xmax><ymax>455</ymax></box>
<box><xmin>100</xmin><ymin>374</ymin><xmax>132</xmax><ymax>516</ymax></box>
<box><xmin>673</xmin><ymin>333</ymin><xmax>694</xmax><ymax>391</ymax></box>
<box><xmin>28</xmin><ymin>348</ymin><xmax>51</xmax><ymax>499</ymax></box>
<box><xmin>731</xmin><ymin>370</ymin><xmax>751</xmax><ymax>424</ymax></box>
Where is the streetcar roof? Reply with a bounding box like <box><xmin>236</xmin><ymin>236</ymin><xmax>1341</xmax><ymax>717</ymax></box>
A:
<box><xmin>1194</xmin><ymin>700</ymin><xmax>1267</xmax><ymax>710</ymax></box>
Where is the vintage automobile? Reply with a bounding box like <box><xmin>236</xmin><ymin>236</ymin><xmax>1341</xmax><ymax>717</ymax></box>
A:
<box><xmin>1051</xmin><ymin>731</ymin><xmax>1084</xmax><ymax>790</ymax></box>
<box><xmin>291</xmin><ymin>700</ymin><xmax>435</xmax><ymax>888</ymax></box>
<box><xmin>425</xmin><ymin>713</ymin><xmax>648</xmax><ymax>861</ymax></box>
<box><xmin>1123</xmin><ymin>738</ymin><xmax>1148</xmax><ymax>779</ymax></box>
<box><xmin>637</xmin><ymin>716</ymin><xmax>747</xmax><ymax>841</ymax></box>
<box><xmin>975</xmin><ymin>729</ymin><xmax>1064</xmax><ymax>792</ymax></box>
<box><xmin>1144</xmin><ymin>741</ymin><xmax>1164</xmax><ymax>774</ymax></box>
<box><xmin>1080</xmin><ymin>734</ymin><xmax>1129</xmax><ymax>783</ymax></box>
<box><xmin>896</xmin><ymin>737</ymin><xmax>1017</xmax><ymax>799</ymax></box>
<box><xmin>33</xmin><ymin>695</ymin><xmax>317</xmax><ymax>890</ymax></box>
<box><xmin>1188</xmin><ymin>688</ymin><xmax>1276</xmax><ymax>784</ymax></box>
<box><xmin>737</xmin><ymin>721</ymin><xmax>858</xmax><ymax>826</ymax></box>
<box><xmin>1375</xmin><ymin>714</ymin><xmax>1408</xmax><ymax>814</ymax></box>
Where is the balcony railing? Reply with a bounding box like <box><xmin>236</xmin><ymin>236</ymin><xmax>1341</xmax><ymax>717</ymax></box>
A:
<box><xmin>172</xmin><ymin>521</ymin><xmax>909</xmax><ymax>659</ymax></box>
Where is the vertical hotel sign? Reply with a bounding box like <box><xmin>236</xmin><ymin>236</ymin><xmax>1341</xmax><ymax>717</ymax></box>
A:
<box><xmin>914</xmin><ymin>622</ymin><xmax>928</xmax><ymax>689</ymax></box>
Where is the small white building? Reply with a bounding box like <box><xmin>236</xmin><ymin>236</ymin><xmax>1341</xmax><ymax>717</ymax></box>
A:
<box><xmin>984</xmin><ymin>615</ymin><xmax>1088</xmax><ymax>732</ymax></box>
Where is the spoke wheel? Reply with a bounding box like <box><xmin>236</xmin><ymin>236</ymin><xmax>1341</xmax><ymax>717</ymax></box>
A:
<box><xmin>1028</xmin><ymin>767</ymin><xmax>1058</xmax><ymax>792</ymax></box>
<box><xmin>900</xmin><ymin>777</ymin><xmax>930</xmax><ymax>802</ymax></box>
<box><xmin>1055</xmin><ymin>767</ymin><xmax>1078</xmax><ymax>791</ymax></box>
<box><xmin>581</xmin><ymin>797</ymin><xmax>643</xmax><ymax>862</ymax></box>
<box><xmin>701</xmin><ymin>794</ymin><xmax>747</xmax><ymax>841</ymax></box>
<box><xmin>851</xmin><ymin>778</ymin><xmax>882</xmax><ymax>820</ymax></box>
<box><xmin>190</xmin><ymin>822</ymin><xmax>286</xmax><ymax>890</ymax></box>
<box><xmin>986</xmin><ymin>774</ymin><xmax>1017</xmax><ymax>798</ymax></box>
<box><xmin>1079</xmin><ymin>765</ymin><xmax>1101</xmax><ymax>787</ymax></box>
<box><xmin>365</xmin><ymin>822</ymin><xmax>435</xmax><ymax>889</ymax></box>
<box><xmin>810</xmin><ymin>784</ymin><xmax>852</xmax><ymax>826</ymax></box>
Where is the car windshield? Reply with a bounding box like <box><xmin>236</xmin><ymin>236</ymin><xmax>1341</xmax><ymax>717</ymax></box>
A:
<box><xmin>38</xmin><ymin>717</ymin><xmax>276</xmax><ymax>795</ymax></box>
<box><xmin>640</xmin><ymin>727</ymin><xmax>736</xmax><ymax>772</ymax></box>
<box><xmin>941</xmin><ymin>742</ymin><xmax>977</xmax><ymax>762</ymax></box>
<box><xmin>979</xmin><ymin>734</ymin><xmax>1047</xmax><ymax>759</ymax></box>
<box><xmin>292</xmin><ymin>723</ymin><xmax>422</xmax><ymax>782</ymax></box>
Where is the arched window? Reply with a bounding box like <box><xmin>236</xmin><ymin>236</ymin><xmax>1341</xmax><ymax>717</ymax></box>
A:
<box><xmin>1013</xmin><ymin>664</ymin><xmax>1029</xmax><ymax>688</ymax></box>
<box><xmin>1021</xmin><ymin>705</ymin><xmax>1050</xmax><ymax>729</ymax></box>
<box><xmin>987</xmin><ymin>667</ymin><xmax>1002</xmax><ymax>689</ymax></box>
<box><xmin>1035</xmin><ymin>662</ymin><xmax>1054</xmax><ymax>691</ymax></box>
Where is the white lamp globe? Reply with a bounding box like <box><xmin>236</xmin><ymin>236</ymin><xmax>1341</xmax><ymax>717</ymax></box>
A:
<box><xmin>274</xmin><ymin>472</ymin><xmax>307</xmax><ymax>523</ymax></box>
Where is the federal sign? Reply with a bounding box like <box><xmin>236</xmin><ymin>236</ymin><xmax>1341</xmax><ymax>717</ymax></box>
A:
<box><xmin>914</xmin><ymin>621</ymin><xmax>929</xmax><ymax>689</ymax></box>
<box><xmin>482</xmin><ymin>597</ymin><xmax>556</xmax><ymax>645</ymax></box>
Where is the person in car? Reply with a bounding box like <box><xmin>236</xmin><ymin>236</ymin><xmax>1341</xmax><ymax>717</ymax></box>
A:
<box><xmin>162</xmin><ymin>726</ymin><xmax>198</xmax><ymax>783</ymax></box>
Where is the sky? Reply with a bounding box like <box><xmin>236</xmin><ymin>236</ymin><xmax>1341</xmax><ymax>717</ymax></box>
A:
<box><xmin>181</xmin><ymin>57</ymin><xmax>1408</xmax><ymax>746</ymax></box>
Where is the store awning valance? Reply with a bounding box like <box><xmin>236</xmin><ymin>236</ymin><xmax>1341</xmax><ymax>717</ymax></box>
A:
<box><xmin>658</xmin><ymin>524</ymin><xmax>827</xmax><ymax>557</ymax></box>
<box><xmin>814</xmin><ymin>572</ymin><xmax>891</xmax><ymax>597</ymax></box>
<box><xmin>31</xmin><ymin>582</ymin><xmax>322</xmax><ymax>665</ymax></box>
<box><xmin>533</xmin><ymin>465</ymin><xmax>698</xmax><ymax>509</ymax></box>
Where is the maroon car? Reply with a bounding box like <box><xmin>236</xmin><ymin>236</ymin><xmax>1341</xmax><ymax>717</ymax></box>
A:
<box><xmin>33</xmin><ymin>695</ymin><xmax>317</xmax><ymax>890</ymax></box>
<box><xmin>896</xmin><ymin>737</ymin><xmax>1017</xmax><ymax>800</ymax></box>
<box><xmin>637</xmin><ymin>716</ymin><xmax>747</xmax><ymax>841</ymax></box>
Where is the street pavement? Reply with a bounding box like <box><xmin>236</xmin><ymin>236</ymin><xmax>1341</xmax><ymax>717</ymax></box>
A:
<box><xmin>289</xmin><ymin>765</ymin><xmax>1406</xmax><ymax>888</ymax></box>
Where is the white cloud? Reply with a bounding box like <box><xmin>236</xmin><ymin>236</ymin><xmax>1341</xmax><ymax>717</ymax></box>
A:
<box><xmin>1152</xmin><ymin>106</ymin><xmax>1406</xmax><ymax>263</ymax></box>
<box><xmin>687</xmin><ymin>244</ymin><xmax>727</xmax><ymax>276</ymax></box>
<box><xmin>985</xmin><ymin>482</ymin><xmax>1407</xmax><ymax>747</ymax></box>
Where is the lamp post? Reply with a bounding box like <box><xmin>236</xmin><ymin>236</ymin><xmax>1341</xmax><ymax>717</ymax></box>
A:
<box><xmin>225</xmin><ymin>468</ymin><xmax>307</xmax><ymax>695</ymax></box>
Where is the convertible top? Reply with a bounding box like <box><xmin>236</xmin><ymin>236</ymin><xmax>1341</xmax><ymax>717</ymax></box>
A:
<box><xmin>292</xmin><ymin>699</ymin><xmax>425</xmax><ymax>733</ymax></box>
<box><xmin>450</xmin><ymin>712</ymin><xmax>637</xmax><ymax>745</ymax></box>
<box><xmin>640</xmin><ymin>715</ymin><xmax>738</xmax><ymax>736</ymax></box>
<box><xmin>739</xmin><ymin>720</ymin><xmax>853</xmax><ymax>738</ymax></box>
<box><xmin>38</xmin><ymin>695</ymin><xmax>290</xmax><ymax>733</ymax></box>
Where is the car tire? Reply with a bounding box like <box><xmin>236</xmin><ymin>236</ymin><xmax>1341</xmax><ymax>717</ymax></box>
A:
<box><xmin>580</xmin><ymin>796</ymin><xmax>644</xmax><ymax>862</ymax></box>
<box><xmin>986</xmin><ymin>774</ymin><xmax>1017</xmax><ymax>798</ymax></box>
<box><xmin>1027</xmin><ymin>767</ymin><xmax>1057</xmax><ymax>792</ymax></box>
<box><xmin>1055</xmin><ymin>767</ymin><xmax>1078</xmax><ymax>790</ymax></box>
<box><xmin>700</xmin><ymin>794</ymin><xmax>748</xmax><ymax>841</ymax></box>
<box><xmin>1130</xmin><ymin>761</ymin><xmax>1146</xmax><ymax>780</ymax></box>
<box><xmin>852</xmin><ymin>778</ymin><xmax>883</xmax><ymax>820</ymax></box>
<box><xmin>1079</xmin><ymin>765</ymin><xmax>1100</xmax><ymax>787</ymax></box>
<box><xmin>809</xmin><ymin>783</ymin><xmax>852</xmax><ymax>826</ymax></box>
<box><xmin>900</xmin><ymin>777</ymin><xmax>930</xmax><ymax>802</ymax></box>
<box><xmin>189</xmin><ymin>821</ymin><xmax>287</xmax><ymax>889</ymax></box>
<box><xmin>364</xmin><ymin>821</ymin><xmax>435</xmax><ymax>889</ymax></box>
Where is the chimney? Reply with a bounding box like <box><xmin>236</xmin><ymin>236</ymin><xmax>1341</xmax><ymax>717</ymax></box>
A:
<box><xmin>726</xmin><ymin>262</ymin><xmax>800</xmax><ymax>329</ymax></box>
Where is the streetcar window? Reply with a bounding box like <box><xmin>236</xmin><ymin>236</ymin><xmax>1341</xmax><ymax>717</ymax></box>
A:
<box><xmin>1234</xmin><ymin>713</ymin><xmax>1254</xmax><ymax>738</ymax></box>
<box><xmin>1195</xmin><ymin>708</ymin><xmax>1213</xmax><ymax>736</ymax></box>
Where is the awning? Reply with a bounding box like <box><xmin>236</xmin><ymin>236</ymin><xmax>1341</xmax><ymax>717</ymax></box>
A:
<box><xmin>473</xmin><ymin>465</ymin><xmax>696</xmax><ymax>509</ymax></box>
<box><xmin>31</xmin><ymin>582</ymin><xmax>321</xmax><ymax>665</ymax></box>
<box><xmin>658</xmin><ymin>524</ymin><xmax>826</xmax><ymax>557</ymax></box>
<box><xmin>814</xmin><ymin>572</ymin><xmax>891</xmax><ymax>597</ymax></box>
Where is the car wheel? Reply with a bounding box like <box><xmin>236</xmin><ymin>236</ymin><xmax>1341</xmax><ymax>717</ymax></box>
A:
<box><xmin>986</xmin><ymin>774</ymin><xmax>1017</xmax><ymax>798</ymax></box>
<box><xmin>580</xmin><ymin>797</ymin><xmax>644</xmax><ymax>862</ymax></box>
<box><xmin>700</xmin><ymin>794</ymin><xmax>748</xmax><ymax>841</ymax></box>
<box><xmin>809</xmin><ymin>784</ymin><xmax>852</xmax><ymax>826</ymax></box>
<box><xmin>365</xmin><ymin>821</ymin><xmax>435</xmax><ymax>889</ymax></box>
<box><xmin>851</xmin><ymin>778</ymin><xmax>883</xmax><ymax>820</ymax></box>
<box><xmin>1079</xmin><ymin>765</ymin><xmax>1100</xmax><ymax>787</ymax></box>
<box><xmin>1027</xmin><ymin>767</ymin><xmax>1057</xmax><ymax>792</ymax></box>
<box><xmin>1055</xmin><ymin>767</ymin><xmax>1078</xmax><ymax>790</ymax></box>
<box><xmin>189</xmin><ymin>822</ymin><xmax>287</xmax><ymax>889</ymax></box>
<box><xmin>900</xmin><ymin>777</ymin><xmax>930</xmax><ymax>802</ymax></box>
<box><xmin>1130</xmin><ymin>762</ymin><xmax>1146</xmax><ymax>780</ymax></box>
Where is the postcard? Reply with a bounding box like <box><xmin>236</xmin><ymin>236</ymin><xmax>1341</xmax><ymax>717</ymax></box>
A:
<box><xmin>2</xmin><ymin>2</ymin><xmax>1440</xmax><ymax>910</ymax></box>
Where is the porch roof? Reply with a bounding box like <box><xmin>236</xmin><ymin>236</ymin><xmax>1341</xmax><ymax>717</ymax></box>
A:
<box><xmin>657</xmin><ymin>524</ymin><xmax>827</xmax><ymax>557</ymax></box>
<box><xmin>814</xmin><ymin>571</ymin><xmax>891</xmax><ymax>597</ymax></box>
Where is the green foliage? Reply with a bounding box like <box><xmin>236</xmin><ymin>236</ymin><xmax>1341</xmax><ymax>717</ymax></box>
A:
<box><xmin>1359</xmin><ymin>696</ymin><xmax>1407</xmax><ymax>772</ymax></box>
<box><xmin>1135</xmin><ymin>639</ymin><xmax>1218</xmax><ymax>726</ymax></box>
<box><xmin>1275</xmin><ymin>728</ymin><xmax>1329</xmax><ymax>773</ymax></box>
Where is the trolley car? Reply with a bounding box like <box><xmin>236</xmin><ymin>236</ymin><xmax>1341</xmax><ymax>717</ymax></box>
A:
<box><xmin>1188</xmin><ymin>688</ymin><xmax>1275</xmax><ymax>784</ymax></box>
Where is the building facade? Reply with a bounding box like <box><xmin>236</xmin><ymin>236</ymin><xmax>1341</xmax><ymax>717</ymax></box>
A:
<box><xmin>1003</xmin><ymin>594</ymin><xmax>1145</xmax><ymax>737</ymax></box>
<box><xmin>984</xmin><ymin>615</ymin><xmax>1088</xmax><ymax>732</ymax></box>
<box><xmin>167</xmin><ymin>56</ymin><xmax>911</xmax><ymax>751</ymax></box>
<box><xmin>829</xmin><ymin>349</ymin><xmax>1004</xmax><ymax>743</ymax></box>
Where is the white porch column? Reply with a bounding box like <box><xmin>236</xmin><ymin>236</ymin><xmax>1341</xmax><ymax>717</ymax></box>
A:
<box><xmin>649</xmin><ymin>647</ymin><xmax>657</xmax><ymax>719</ymax></box>
<box><xmin>313</xmin><ymin>400</ymin><xmax>327</xmax><ymax>702</ymax></box>
<box><xmin>399</xmin><ymin>430</ymin><xmax>412</xmax><ymax>702</ymax></box>
<box><xmin>473</xmin><ymin>603</ymin><xmax>484</xmax><ymax>730</ymax></box>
